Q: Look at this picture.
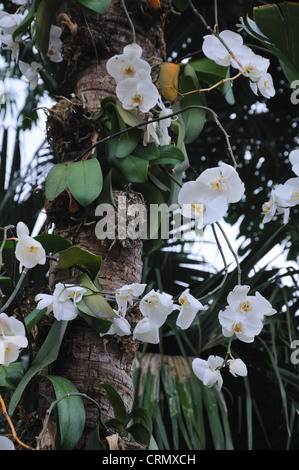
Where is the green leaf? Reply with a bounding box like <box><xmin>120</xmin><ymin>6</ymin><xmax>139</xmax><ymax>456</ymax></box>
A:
<box><xmin>150</xmin><ymin>145</ymin><xmax>185</xmax><ymax>166</ymax></box>
<box><xmin>35</xmin><ymin>0</ymin><xmax>66</xmax><ymax>54</ymax></box>
<box><xmin>8</xmin><ymin>320</ymin><xmax>68</xmax><ymax>415</ymax></box>
<box><xmin>76</xmin><ymin>0</ymin><xmax>111</xmax><ymax>14</ymax></box>
<box><xmin>127</xmin><ymin>422</ymin><xmax>151</xmax><ymax>445</ymax></box>
<box><xmin>67</xmin><ymin>159</ymin><xmax>103</xmax><ymax>207</ymax></box>
<box><xmin>174</xmin><ymin>67</ymin><xmax>206</xmax><ymax>144</ymax></box>
<box><xmin>34</xmin><ymin>233</ymin><xmax>72</xmax><ymax>254</ymax></box>
<box><xmin>96</xmin><ymin>170</ymin><xmax>116</xmax><ymax>207</ymax></box>
<box><xmin>85</xmin><ymin>426</ymin><xmax>106</xmax><ymax>450</ymax></box>
<box><xmin>45</xmin><ymin>164</ymin><xmax>68</xmax><ymax>201</ymax></box>
<box><xmin>44</xmin><ymin>375</ymin><xmax>86</xmax><ymax>450</ymax></box>
<box><xmin>57</xmin><ymin>246</ymin><xmax>102</xmax><ymax>279</ymax></box>
<box><xmin>99</xmin><ymin>382</ymin><xmax>127</xmax><ymax>422</ymax></box>
<box><xmin>0</xmin><ymin>363</ymin><xmax>24</xmax><ymax>389</ymax></box>
<box><xmin>123</xmin><ymin>406</ymin><xmax>153</xmax><ymax>435</ymax></box>
<box><xmin>109</xmin><ymin>154</ymin><xmax>148</xmax><ymax>183</ymax></box>
<box><xmin>25</xmin><ymin>307</ymin><xmax>47</xmax><ymax>331</ymax></box>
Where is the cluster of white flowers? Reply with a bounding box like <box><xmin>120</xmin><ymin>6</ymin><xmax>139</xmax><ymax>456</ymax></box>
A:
<box><xmin>202</xmin><ymin>30</ymin><xmax>275</xmax><ymax>99</ymax></box>
<box><xmin>0</xmin><ymin>9</ymin><xmax>63</xmax><ymax>91</ymax></box>
<box><xmin>106</xmin><ymin>43</ymin><xmax>159</xmax><ymax>114</ymax></box>
<box><xmin>102</xmin><ymin>284</ymin><xmax>204</xmax><ymax>344</ymax></box>
<box><xmin>35</xmin><ymin>282</ymin><xmax>86</xmax><ymax>321</ymax></box>
<box><xmin>0</xmin><ymin>312</ymin><xmax>28</xmax><ymax>367</ymax></box>
<box><xmin>192</xmin><ymin>284</ymin><xmax>276</xmax><ymax>391</ymax></box>
<box><xmin>262</xmin><ymin>149</ymin><xmax>299</xmax><ymax>224</ymax></box>
<box><xmin>178</xmin><ymin>162</ymin><xmax>245</xmax><ymax>226</ymax></box>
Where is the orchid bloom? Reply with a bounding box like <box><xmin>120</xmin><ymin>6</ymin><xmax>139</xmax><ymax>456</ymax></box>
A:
<box><xmin>218</xmin><ymin>285</ymin><xmax>276</xmax><ymax>343</ymax></box>
<box><xmin>176</xmin><ymin>289</ymin><xmax>204</xmax><ymax>330</ymax></box>
<box><xmin>101</xmin><ymin>310</ymin><xmax>131</xmax><ymax>337</ymax></box>
<box><xmin>47</xmin><ymin>25</ymin><xmax>63</xmax><ymax>62</ymax></box>
<box><xmin>0</xmin><ymin>436</ymin><xmax>15</xmax><ymax>450</ymax></box>
<box><xmin>116</xmin><ymin>68</ymin><xmax>159</xmax><ymax>113</ymax></box>
<box><xmin>262</xmin><ymin>189</ymin><xmax>290</xmax><ymax>224</ymax></box>
<box><xmin>196</xmin><ymin>162</ymin><xmax>245</xmax><ymax>203</ymax></box>
<box><xmin>0</xmin><ymin>11</ymin><xmax>23</xmax><ymax>62</ymax></box>
<box><xmin>274</xmin><ymin>178</ymin><xmax>299</xmax><ymax>208</ymax></box>
<box><xmin>178</xmin><ymin>179</ymin><xmax>228</xmax><ymax>225</ymax></box>
<box><xmin>202</xmin><ymin>30</ymin><xmax>245</xmax><ymax>68</ymax></box>
<box><xmin>19</xmin><ymin>61</ymin><xmax>43</xmax><ymax>90</ymax></box>
<box><xmin>250</xmin><ymin>72</ymin><xmax>275</xmax><ymax>98</ymax></box>
<box><xmin>115</xmin><ymin>283</ymin><xmax>147</xmax><ymax>316</ymax></box>
<box><xmin>132</xmin><ymin>317</ymin><xmax>160</xmax><ymax>344</ymax></box>
<box><xmin>0</xmin><ymin>313</ymin><xmax>28</xmax><ymax>366</ymax></box>
<box><xmin>192</xmin><ymin>355</ymin><xmax>224</xmax><ymax>391</ymax></box>
<box><xmin>289</xmin><ymin>149</ymin><xmax>299</xmax><ymax>176</ymax></box>
<box><xmin>35</xmin><ymin>282</ymin><xmax>86</xmax><ymax>321</ymax></box>
<box><xmin>139</xmin><ymin>289</ymin><xmax>174</xmax><ymax>328</ymax></box>
<box><xmin>15</xmin><ymin>222</ymin><xmax>46</xmax><ymax>273</ymax></box>
<box><xmin>227</xmin><ymin>358</ymin><xmax>248</xmax><ymax>377</ymax></box>
<box><xmin>106</xmin><ymin>43</ymin><xmax>151</xmax><ymax>83</ymax></box>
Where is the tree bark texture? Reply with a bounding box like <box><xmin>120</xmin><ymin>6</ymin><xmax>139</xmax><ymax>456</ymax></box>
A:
<box><xmin>40</xmin><ymin>0</ymin><xmax>169</xmax><ymax>447</ymax></box>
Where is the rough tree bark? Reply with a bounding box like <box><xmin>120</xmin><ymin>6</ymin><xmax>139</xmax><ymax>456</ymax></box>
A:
<box><xmin>39</xmin><ymin>0</ymin><xmax>170</xmax><ymax>448</ymax></box>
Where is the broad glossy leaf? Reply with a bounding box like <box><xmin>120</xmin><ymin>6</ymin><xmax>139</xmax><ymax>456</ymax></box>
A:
<box><xmin>34</xmin><ymin>233</ymin><xmax>72</xmax><ymax>253</ymax></box>
<box><xmin>25</xmin><ymin>307</ymin><xmax>47</xmax><ymax>331</ymax></box>
<box><xmin>44</xmin><ymin>375</ymin><xmax>85</xmax><ymax>450</ymax></box>
<box><xmin>67</xmin><ymin>159</ymin><xmax>103</xmax><ymax>207</ymax></box>
<box><xmin>57</xmin><ymin>246</ymin><xmax>102</xmax><ymax>279</ymax></box>
<box><xmin>76</xmin><ymin>0</ymin><xmax>111</xmax><ymax>14</ymax></box>
<box><xmin>45</xmin><ymin>164</ymin><xmax>68</xmax><ymax>201</ymax></box>
<box><xmin>85</xmin><ymin>426</ymin><xmax>106</xmax><ymax>450</ymax></box>
<box><xmin>99</xmin><ymin>382</ymin><xmax>127</xmax><ymax>422</ymax></box>
<box><xmin>109</xmin><ymin>154</ymin><xmax>148</xmax><ymax>183</ymax></box>
<box><xmin>150</xmin><ymin>144</ymin><xmax>185</xmax><ymax>166</ymax></box>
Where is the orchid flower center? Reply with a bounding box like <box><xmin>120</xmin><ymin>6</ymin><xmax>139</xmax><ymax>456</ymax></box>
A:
<box><xmin>239</xmin><ymin>301</ymin><xmax>251</xmax><ymax>313</ymax></box>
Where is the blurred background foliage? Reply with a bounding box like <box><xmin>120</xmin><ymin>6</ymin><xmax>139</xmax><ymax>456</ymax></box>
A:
<box><xmin>0</xmin><ymin>0</ymin><xmax>299</xmax><ymax>450</ymax></box>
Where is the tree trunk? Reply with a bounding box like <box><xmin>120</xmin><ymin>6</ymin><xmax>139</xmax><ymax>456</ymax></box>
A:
<box><xmin>40</xmin><ymin>0</ymin><xmax>168</xmax><ymax>448</ymax></box>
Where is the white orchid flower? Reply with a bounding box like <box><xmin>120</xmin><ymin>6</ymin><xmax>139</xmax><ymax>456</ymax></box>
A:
<box><xmin>176</xmin><ymin>289</ymin><xmax>204</xmax><ymax>330</ymax></box>
<box><xmin>227</xmin><ymin>358</ymin><xmax>248</xmax><ymax>377</ymax></box>
<box><xmin>47</xmin><ymin>25</ymin><xmax>63</xmax><ymax>62</ymax></box>
<box><xmin>19</xmin><ymin>61</ymin><xmax>43</xmax><ymax>90</ymax></box>
<box><xmin>140</xmin><ymin>289</ymin><xmax>174</xmax><ymax>328</ymax></box>
<box><xmin>289</xmin><ymin>149</ymin><xmax>299</xmax><ymax>176</ymax></box>
<box><xmin>132</xmin><ymin>317</ymin><xmax>160</xmax><ymax>344</ymax></box>
<box><xmin>178</xmin><ymin>179</ymin><xmax>228</xmax><ymax>225</ymax></box>
<box><xmin>0</xmin><ymin>436</ymin><xmax>15</xmax><ymax>450</ymax></box>
<box><xmin>106</xmin><ymin>43</ymin><xmax>151</xmax><ymax>84</ymax></box>
<box><xmin>192</xmin><ymin>355</ymin><xmax>224</xmax><ymax>391</ymax></box>
<box><xmin>218</xmin><ymin>285</ymin><xmax>276</xmax><ymax>342</ymax></box>
<box><xmin>15</xmin><ymin>222</ymin><xmax>46</xmax><ymax>273</ymax></box>
<box><xmin>101</xmin><ymin>311</ymin><xmax>131</xmax><ymax>337</ymax></box>
<box><xmin>196</xmin><ymin>162</ymin><xmax>245</xmax><ymax>203</ymax></box>
<box><xmin>35</xmin><ymin>282</ymin><xmax>80</xmax><ymax>321</ymax></box>
<box><xmin>115</xmin><ymin>283</ymin><xmax>146</xmax><ymax>316</ymax></box>
<box><xmin>202</xmin><ymin>30</ymin><xmax>245</xmax><ymax>67</ymax></box>
<box><xmin>116</xmin><ymin>68</ymin><xmax>159</xmax><ymax>113</ymax></box>
<box><xmin>0</xmin><ymin>313</ymin><xmax>28</xmax><ymax>366</ymax></box>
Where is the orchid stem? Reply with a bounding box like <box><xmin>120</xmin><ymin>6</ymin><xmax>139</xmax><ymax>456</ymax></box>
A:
<box><xmin>0</xmin><ymin>268</ymin><xmax>28</xmax><ymax>313</ymax></box>
<box><xmin>121</xmin><ymin>0</ymin><xmax>136</xmax><ymax>43</ymax></box>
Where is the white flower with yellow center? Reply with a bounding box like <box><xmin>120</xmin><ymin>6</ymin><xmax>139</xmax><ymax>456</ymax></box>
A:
<box><xmin>196</xmin><ymin>162</ymin><xmax>245</xmax><ymax>203</ymax></box>
<box><xmin>116</xmin><ymin>68</ymin><xmax>159</xmax><ymax>113</ymax></box>
<box><xmin>106</xmin><ymin>43</ymin><xmax>151</xmax><ymax>84</ymax></box>
<box><xmin>218</xmin><ymin>285</ymin><xmax>276</xmax><ymax>343</ymax></box>
<box><xmin>250</xmin><ymin>72</ymin><xmax>275</xmax><ymax>98</ymax></box>
<box><xmin>176</xmin><ymin>289</ymin><xmax>204</xmax><ymax>330</ymax></box>
<box><xmin>35</xmin><ymin>282</ymin><xmax>82</xmax><ymax>321</ymax></box>
<box><xmin>262</xmin><ymin>189</ymin><xmax>290</xmax><ymax>224</ymax></box>
<box><xmin>192</xmin><ymin>355</ymin><xmax>224</xmax><ymax>391</ymax></box>
<box><xmin>140</xmin><ymin>289</ymin><xmax>174</xmax><ymax>328</ymax></box>
<box><xmin>15</xmin><ymin>222</ymin><xmax>46</xmax><ymax>273</ymax></box>
<box><xmin>101</xmin><ymin>310</ymin><xmax>131</xmax><ymax>337</ymax></box>
<box><xmin>274</xmin><ymin>177</ymin><xmax>299</xmax><ymax>208</ymax></box>
<box><xmin>0</xmin><ymin>312</ymin><xmax>28</xmax><ymax>366</ymax></box>
<box><xmin>47</xmin><ymin>25</ymin><xmax>63</xmax><ymax>63</ymax></box>
<box><xmin>178</xmin><ymin>179</ymin><xmax>228</xmax><ymax>226</ymax></box>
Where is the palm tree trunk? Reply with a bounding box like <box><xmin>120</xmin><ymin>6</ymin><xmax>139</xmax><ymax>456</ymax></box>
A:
<box><xmin>40</xmin><ymin>0</ymin><xmax>168</xmax><ymax>447</ymax></box>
